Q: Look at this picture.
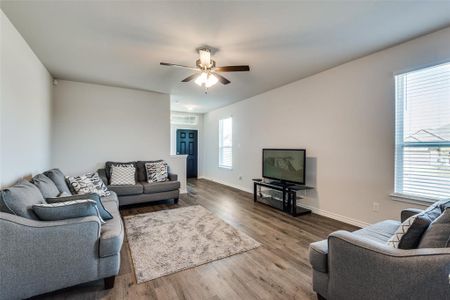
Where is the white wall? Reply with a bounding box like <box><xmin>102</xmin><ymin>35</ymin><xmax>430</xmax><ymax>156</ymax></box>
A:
<box><xmin>0</xmin><ymin>10</ymin><xmax>53</xmax><ymax>187</ymax></box>
<box><xmin>202</xmin><ymin>27</ymin><xmax>450</xmax><ymax>227</ymax></box>
<box><xmin>170</xmin><ymin>111</ymin><xmax>204</xmax><ymax>177</ymax></box>
<box><xmin>51</xmin><ymin>81</ymin><xmax>162</xmax><ymax>166</ymax></box>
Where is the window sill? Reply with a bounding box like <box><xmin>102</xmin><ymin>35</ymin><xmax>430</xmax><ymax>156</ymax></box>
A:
<box><xmin>218</xmin><ymin>166</ymin><xmax>232</xmax><ymax>170</ymax></box>
<box><xmin>390</xmin><ymin>192</ymin><xmax>439</xmax><ymax>206</ymax></box>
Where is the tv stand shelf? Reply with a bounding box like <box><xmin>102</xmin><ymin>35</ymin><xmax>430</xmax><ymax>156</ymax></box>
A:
<box><xmin>252</xmin><ymin>179</ymin><xmax>313</xmax><ymax>217</ymax></box>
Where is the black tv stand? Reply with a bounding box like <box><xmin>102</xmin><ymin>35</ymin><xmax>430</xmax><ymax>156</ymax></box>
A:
<box><xmin>269</xmin><ymin>181</ymin><xmax>295</xmax><ymax>187</ymax></box>
<box><xmin>252</xmin><ymin>179</ymin><xmax>313</xmax><ymax>217</ymax></box>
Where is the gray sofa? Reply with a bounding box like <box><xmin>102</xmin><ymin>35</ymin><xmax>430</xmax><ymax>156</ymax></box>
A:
<box><xmin>97</xmin><ymin>160</ymin><xmax>180</xmax><ymax>206</ymax></box>
<box><xmin>0</xmin><ymin>170</ymin><xmax>124</xmax><ymax>299</ymax></box>
<box><xmin>309</xmin><ymin>207</ymin><xmax>450</xmax><ymax>300</ymax></box>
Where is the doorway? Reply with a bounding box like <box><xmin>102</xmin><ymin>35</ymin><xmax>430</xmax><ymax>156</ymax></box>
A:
<box><xmin>176</xmin><ymin>129</ymin><xmax>198</xmax><ymax>178</ymax></box>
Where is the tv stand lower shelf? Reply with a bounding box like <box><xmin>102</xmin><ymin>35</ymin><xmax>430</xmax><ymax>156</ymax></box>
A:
<box><xmin>252</xmin><ymin>179</ymin><xmax>313</xmax><ymax>217</ymax></box>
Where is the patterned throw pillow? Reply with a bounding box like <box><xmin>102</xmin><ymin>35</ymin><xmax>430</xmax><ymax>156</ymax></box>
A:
<box><xmin>145</xmin><ymin>161</ymin><xmax>168</xmax><ymax>183</ymax></box>
<box><xmin>33</xmin><ymin>199</ymin><xmax>105</xmax><ymax>224</ymax></box>
<box><xmin>387</xmin><ymin>201</ymin><xmax>442</xmax><ymax>249</ymax></box>
<box><xmin>110</xmin><ymin>164</ymin><xmax>136</xmax><ymax>185</ymax></box>
<box><xmin>66</xmin><ymin>172</ymin><xmax>111</xmax><ymax>197</ymax></box>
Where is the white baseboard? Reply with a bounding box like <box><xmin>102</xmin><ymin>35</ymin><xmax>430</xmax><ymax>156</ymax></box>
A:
<box><xmin>198</xmin><ymin>176</ymin><xmax>370</xmax><ymax>228</ymax></box>
<box><xmin>298</xmin><ymin>204</ymin><xmax>370</xmax><ymax>228</ymax></box>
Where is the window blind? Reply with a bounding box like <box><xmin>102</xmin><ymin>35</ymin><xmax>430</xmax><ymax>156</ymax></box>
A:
<box><xmin>219</xmin><ymin>117</ymin><xmax>232</xmax><ymax>168</ymax></box>
<box><xmin>395</xmin><ymin>62</ymin><xmax>450</xmax><ymax>200</ymax></box>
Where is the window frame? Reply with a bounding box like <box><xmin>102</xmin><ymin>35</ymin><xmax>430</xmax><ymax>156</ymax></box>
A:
<box><xmin>393</xmin><ymin>61</ymin><xmax>450</xmax><ymax>203</ymax></box>
<box><xmin>218</xmin><ymin>117</ymin><xmax>232</xmax><ymax>169</ymax></box>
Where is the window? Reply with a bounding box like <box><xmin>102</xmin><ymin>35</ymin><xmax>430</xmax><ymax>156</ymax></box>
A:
<box><xmin>219</xmin><ymin>117</ymin><xmax>232</xmax><ymax>169</ymax></box>
<box><xmin>394</xmin><ymin>62</ymin><xmax>450</xmax><ymax>201</ymax></box>
<box><xmin>171</xmin><ymin>112</ymin><xmax>198</xmax><ymax>126</ymax></box>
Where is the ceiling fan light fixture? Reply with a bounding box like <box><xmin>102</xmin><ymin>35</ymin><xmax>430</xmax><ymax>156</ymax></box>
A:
<box><xmin>195</xmin><ymin>72</ymin><xmax>208</xmax><ymax>86</ymax></box>
<box><xmin>199</xmin><ymin>49</ymin><xmax>211</xmax><ymax>67</ymax></box>
<box><xmin>205</xmin><ymin>74</ymin><xmax>218</xmax><ymax>88</ymax></box>
<box><xmin>195</xmin><ymin>72</ymin><xmax>218</xmax><ymax>88</ymax></box>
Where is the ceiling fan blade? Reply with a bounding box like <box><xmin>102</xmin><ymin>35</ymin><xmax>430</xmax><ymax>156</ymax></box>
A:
<box><xmin>214</xmin><ymin>73</ymin><xmax>231</xmax><ymax>85</ymax></box>
<box><xmin>181</xmin><ymin>73</ymin><xmax>199</xmax><ymax>82</ymax></box>
<box><xmin>215</xmin><ymin>65</ymin><xmax>250</xmax><ymax>72</ymax></box>
<box><xmin>160</xmin><ymin>62</ymin><xmax>198</xmax><ymax>71</ymax></box>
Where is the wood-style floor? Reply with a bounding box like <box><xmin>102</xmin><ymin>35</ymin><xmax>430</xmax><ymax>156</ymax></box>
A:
<box><xmin>33</xmin><ymin>179</ymin><xmax>357</xmax><ymax>300</ymax></box>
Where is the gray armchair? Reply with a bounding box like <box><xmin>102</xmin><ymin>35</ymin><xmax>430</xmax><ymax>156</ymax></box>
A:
<box><xmin>0</xmin><ymin>194</ymin><xmax>123</xmax><ymax>299</ymax></box>
<box><xmin>309</xmin><ymin>208</ymin><xmax>450</xmax><ymax>300</ymax></box>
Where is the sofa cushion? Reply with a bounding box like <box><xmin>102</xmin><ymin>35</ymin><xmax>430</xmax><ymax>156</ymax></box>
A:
<box><xmin>108</xmin><ymin>183</ymin><xmax>143</xmax><ymax>196</ymax></box>
<box><xmin>101</xmin><ymin>191</ymin><xmax>119</xmax><ymax>208</ymax></box>
<box><xmin>99</xmin><ymin>200</ymin><xmax>124</xmax><ymax>257</ymax></box>
<box><xmin>419</xmin><ymin>208</ymin><xmax>450</xmax><ymax>248</ymax></box>
<box><xmin>136</xmin><ymin>160</ymin><xmax>163</xmax><ymax>182</ymax></box>
<box><xmin>33</xmin><ymin>199</ymin><xmax>103</xmax><ymax>222</ymax></box>
<box><xmin>142</xmin><ymin>181</ymin><xmax>180</xmax><ymax>194</ymax></box>
<box><xmin>105</xmin><ymin>161</ymin><xmax>137</xmax><ymax>184</ymax></box>
<box><xmin>354</xmin><ymin>220</ymin><xmax>400</xmax><ymax>244</ymax></box>
<box><xmin>32</xmin><ymin>174</ymin><xmax>60</xmax><ymax>198</ymax></box>
<box><xmin>1</xmin><ymin>180</ymin><xmax>45</xmax><ymax>219</ymax></box>
<box><xmin>46</xmin><ymin>193</ymin><xmax>113</xmax><ymax>221</ymax></box>
<box><xmin>43</xmin><ymin>168</ymin><xmax>72</xmax><ymax>195</ymax></box>
<box><xmin>309</xmin><ymin>239</ymin><xmax>328</xmax><ymax>273</ymax></box>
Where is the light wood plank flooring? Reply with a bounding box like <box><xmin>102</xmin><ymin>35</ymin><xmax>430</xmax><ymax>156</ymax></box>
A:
<box><xmin>33</xmin><ymin>179</ymin><xmax>357</xmax><ymax>300</ymax></box>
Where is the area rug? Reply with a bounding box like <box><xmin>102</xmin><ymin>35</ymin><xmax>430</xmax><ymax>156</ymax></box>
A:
<box><xmin>123</xmin><ymin>205</ymin><xmax>261</xmax><ymax>283</ymax></box>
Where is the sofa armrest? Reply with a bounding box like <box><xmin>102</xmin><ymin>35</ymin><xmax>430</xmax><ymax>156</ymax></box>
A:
<box><xmin>168</xmin><ymin>173</ymin><xmax>178</xmax><ymax>181</ymax></box>
<box><xmin>401</xmin><ymin>208</ymin><xmax>423</xmax><ymax>222</ymax></box>
<box><xmin>97</xmin><ymin>168</ymin><xmax>108</xmax><ymax>185</ymax></box>
<box><xmin>0</xmin><ymin>212</ymin><xmax>102</xmax><ymax>299</ymax></box>
<box><xmin>327</xmin><ymin>230</ymin><xmax>450</xmax><ymax>300</ymax></box>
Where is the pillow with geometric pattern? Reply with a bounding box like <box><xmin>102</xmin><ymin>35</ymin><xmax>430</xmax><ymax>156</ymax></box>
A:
<box><xmin>66</xmin><ymin>172</ymin><xmax>111</xmax><ymax>197</ymax></box>
<box><xmin>387</xmin><ymin>202</ymin><xmax>442</xmax><ymax>249</ymax></box>
<box><xmin>110</xmin><ymin>164</ymin><xmax>136</xmax><ymax>185</ymax></box>
<box><xmin>145</xmin><ymin>161</ymin><xmax>168</xmax><ymax>183</ymax></box>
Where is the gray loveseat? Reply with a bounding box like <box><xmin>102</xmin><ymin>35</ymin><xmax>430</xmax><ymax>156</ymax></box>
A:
<box><xmin>97</xmin><ymin>160</ymin><xmax>180</xmax><ymax>206</ymax></box>
<box><xmin>0</xmin><ymin>169</ymin><xmax>124</xmax><ymax>299</ymax></box>
<box><xmin>309</xmin><ymin>207</ymin><xmax>450</xmax><ymax>300</ymax></box>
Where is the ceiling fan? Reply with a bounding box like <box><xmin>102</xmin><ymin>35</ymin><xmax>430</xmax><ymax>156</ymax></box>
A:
<box><xmin>160</xmin><ymin>48</ymin><xmax>250</xmax><ymax>91</ymax></box>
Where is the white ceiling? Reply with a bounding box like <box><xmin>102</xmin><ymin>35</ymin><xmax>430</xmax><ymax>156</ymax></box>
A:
<box><xmin>2</xmin><ymin>1</ymin><xmax>450</xmax><ymax>113</ymax></box>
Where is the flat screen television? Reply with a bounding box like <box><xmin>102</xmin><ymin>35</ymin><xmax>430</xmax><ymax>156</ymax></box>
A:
<box><xmin>262</xmin><ymin>148</ymin><xmax>306</xmax><ymax>185</ymax></box>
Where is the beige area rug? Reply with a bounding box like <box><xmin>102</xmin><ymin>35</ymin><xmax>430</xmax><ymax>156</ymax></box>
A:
<box><xmin>123</xmin><ymin>205</ymin><xmax>261</xmax><ymax>283</ymax></box>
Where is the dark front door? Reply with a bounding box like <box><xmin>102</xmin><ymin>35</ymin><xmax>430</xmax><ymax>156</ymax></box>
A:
<box><xmin>176</xmin><ymin>129</ymin><xmax>198</xmax><ymax>178</ymax></box>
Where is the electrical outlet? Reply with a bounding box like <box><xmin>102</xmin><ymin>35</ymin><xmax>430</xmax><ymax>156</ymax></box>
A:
<box><xmin>373</xmin><ymin>202</ymin><xmax>380</xmax><ymax>212</ymax></box>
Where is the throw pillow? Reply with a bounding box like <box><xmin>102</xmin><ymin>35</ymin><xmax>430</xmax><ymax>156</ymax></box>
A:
<box><xmin>110</xmin><ymin>164</ymin><xmax>136</xmax><ymax>185</ymax></box>
<box><xmin>43</xmin><ymin>168</ymin><xmax>72</xmax><ymax>195</ymax></box>
<box><xmin>145</xmin><ymin>161</ymin><xmax>168</xmax><ymax>183</ymax></box>
<box><xmin>31</xmin><ymin>174</ymin><xmax>60</xmax><ymax>198</ymax></box>
<box><xmin>46</xmin><ymin>192</ymin><xmax>113</xmax><ymax>220</ymax></box>
<box><xmin>0</xmin><ymin>180</ymin><xmax>46</xmax><ymax>219</ymax></box>
<box><xmin>387</xmin><ymin>202</ymin><xmax>442</xmax><ymax>249</ymax></box>
<box><xmin>105</xmin><ymin>161</ymin><xmax>137</xmax><ymax>184</ymax></box>
<box><xmin>136</xmin><ymin>160</ymin><xmax>164</xmax><ymax>182</ymax></box>
<box><xmin>33</xmin><ymin>199</ymin><xmax>104</xmax><ymax>224</ymax></box>
<box><xmin>418</xmin><ymin>208</ymin><xmax>450</xmax><ymax>248</ymax></box>
<box><xmin>66</xmin><ymin>172</ymin><xmax>111</xmax><ymax>197</ymax></box>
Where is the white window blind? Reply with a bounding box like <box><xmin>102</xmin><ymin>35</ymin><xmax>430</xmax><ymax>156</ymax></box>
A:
<box><xmin>395</xmin><ymin>62</ymin><xmax>450</xmax><ymax>201</ymax></box>
<box><xmin>219</xmin><ymin>117</ymin><xmax>232</xmax><ymax>169</ymax></box>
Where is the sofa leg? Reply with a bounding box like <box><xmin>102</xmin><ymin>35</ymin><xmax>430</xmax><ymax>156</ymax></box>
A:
<box><xmin>104</xmin><ymin>276</ymin><xmax>115</xmax><ymax>290</ymax></box>
<box><xmin>174</xmin><ymin>197</ymin><xmax>179</xmax><ymax>204</ymax></box>
<box><xmin>317</xmin><ymin>294</ymin><xmax>326</xmax><ymax>300</ymax></box>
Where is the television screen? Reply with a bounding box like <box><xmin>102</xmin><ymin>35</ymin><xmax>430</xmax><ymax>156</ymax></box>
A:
<box><xmin>262</xmin><ymin>149</ymin><xmax>306</xmax><ymax>184</ymax></box>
